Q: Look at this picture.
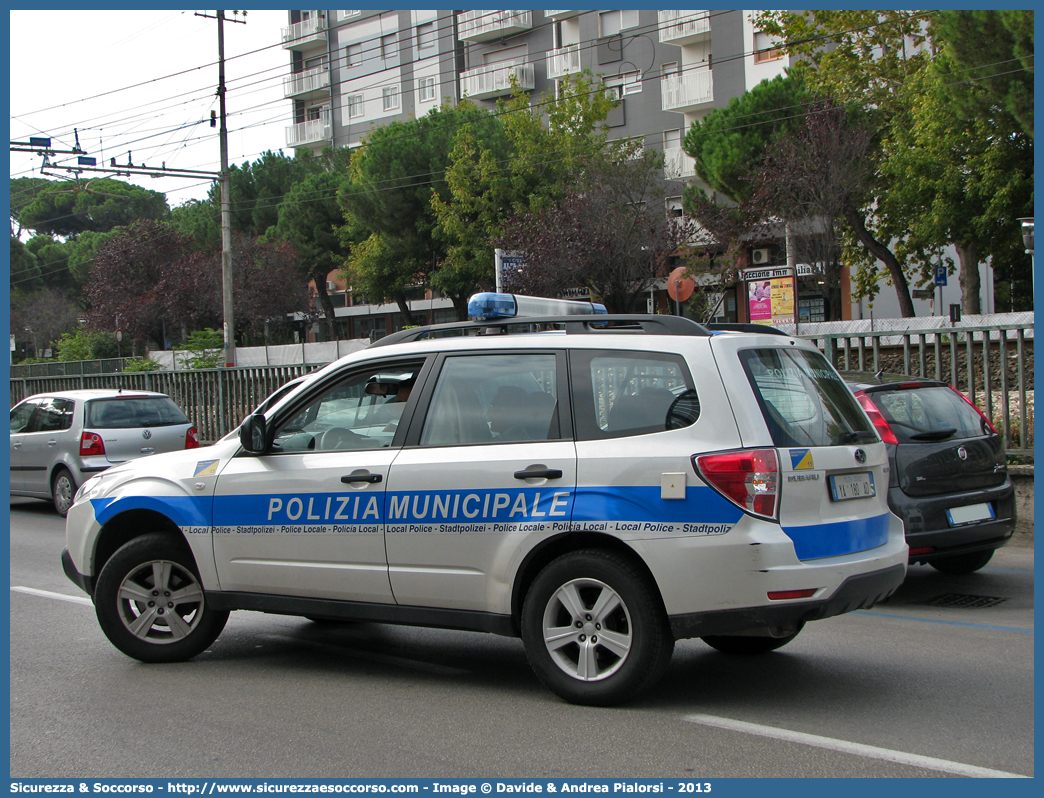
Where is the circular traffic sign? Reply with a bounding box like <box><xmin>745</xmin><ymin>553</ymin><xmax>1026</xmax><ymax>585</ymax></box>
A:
<box><xmin>666</xmin><ymin>266</ymin><xmax>695</xmax><ymax>302</ymax></box>
<box><xmin>115</xmin><ymin>329</ymin><xmax>123</xmax><ymax>343</ymax></box>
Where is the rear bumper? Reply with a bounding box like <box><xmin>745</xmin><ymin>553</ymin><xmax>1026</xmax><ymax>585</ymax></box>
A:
<box><xmin>888</xmin><ymin>481</ymin><xmax>1016</xmax><ymax>563</ymax></box>
<box><xmin>668</xmin><ymin>563</ymin><xmax>905</xmax><ymax>640</ymax></box>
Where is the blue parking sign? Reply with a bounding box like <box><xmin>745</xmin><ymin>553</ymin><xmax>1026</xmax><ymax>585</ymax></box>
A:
<box><xmin>934</xmin><ymin>265</ymin><xmax>947</xmax><ymax>286</ymax></box>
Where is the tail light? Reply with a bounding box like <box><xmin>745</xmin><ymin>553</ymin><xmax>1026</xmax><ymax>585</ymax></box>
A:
<box><xmin>855</xmin><ymin>391</ymin><xmax>898</xmax><ymax>445</ymax></box>
<box><xmin>185</xmin><ymin>426</ymin><xmax>200</xmax><ymax>449</ymax></box>
<box><xmin>949</xmin><ymin>385</ymin><xmax>998</xmax><ymax>435</ymax></box>
<box><xmin>80</xmin><ymin>432</ymin><xmax>105</xmax><ymax>457</ymax></box>
<box><xmin>695</xmin><ymin>448</ymin><xmax>779</xmax><ymax>521</ymax></box>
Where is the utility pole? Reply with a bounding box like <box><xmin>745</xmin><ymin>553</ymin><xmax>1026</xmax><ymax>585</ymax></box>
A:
<box><xmin>217</xmin><ymin>10</ymin><xmax>235</xmax><ymax>367</ymax></box>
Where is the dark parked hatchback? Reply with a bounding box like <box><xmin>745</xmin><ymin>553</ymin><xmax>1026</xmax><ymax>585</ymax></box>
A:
<box><xmin>844</xmin><ymin>373</ymin><xmax>1015</xmax><ymax>574</ymax></box>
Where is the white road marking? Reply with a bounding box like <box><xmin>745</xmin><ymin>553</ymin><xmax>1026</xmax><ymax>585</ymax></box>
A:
<box><xmin>683</xmin><ymin>713</ymin><xmax>1028</xmax><ymax>778</ymax></box>
<box><xmin>11</xmin><ymin>586</ymin><xmax>93</xmax><ymax>607</ymax></box>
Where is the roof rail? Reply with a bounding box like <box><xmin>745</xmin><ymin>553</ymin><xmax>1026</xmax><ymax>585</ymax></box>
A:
<box><xmin>369</xmin><ymin>314</ymin><xmax>714</xmax><ymax>348</ymax></box>
<box><xmin>707</xmin><ymin>323</ymin><xmax>791</xmax><ymax>336</ymax></box>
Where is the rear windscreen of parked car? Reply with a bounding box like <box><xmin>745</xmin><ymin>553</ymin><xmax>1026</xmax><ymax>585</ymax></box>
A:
<box><xmin>86</xmin><ymin>397</ymin><xmax>190</xmax><ymax>429</ymax></box>
<box><xmin>866</xmin><ymin>385</ymin><xmax>989</xmax><ymax>443</ymax></box>
<box><xmin>741</xmin><ymin>348</ymin><xmax>874</xmax><ymax>448</ymax></box>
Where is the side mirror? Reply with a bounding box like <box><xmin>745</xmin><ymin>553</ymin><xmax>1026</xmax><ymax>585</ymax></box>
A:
<box><xmin>239</xmin><ymin>414</ymin><xmax>268</xmax><ymax>454</ymax></box>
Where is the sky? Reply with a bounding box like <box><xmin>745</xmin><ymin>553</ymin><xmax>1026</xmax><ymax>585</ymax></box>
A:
<box><xmin>9</xmin><ymin>9</ymin><xmax>291</xmax><ymax>208</ymax></box>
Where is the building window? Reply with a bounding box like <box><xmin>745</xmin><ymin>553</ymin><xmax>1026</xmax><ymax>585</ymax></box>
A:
<box><xmin>340</xmin><ymin>11</ymin><xmax>360</xmax><ymax>21</ymax></box>
<box><xmin>345</xmin><ymin>42</ymin><xmax>363</xmax><ymax>67</ymax></box>
<box><xmin>382</xmin><ymin>86</ymin><xmax>400</xmax><ymax>111</ymax></box>
<box><xmin>664</xmin><ymin>129</ymin><xmax>681</xmax><ymax>149</ymax></box>
<box><xmin>418</xmin><ymin>76</ymin><xmax>436</xmax><ymax>102</ymax></box>
<box><xmin>754</xmin><ymin>31</ymin><xmax>782</xmax><ymax>63</ymax></box>
<box><xmin>347</xmin><ymin>94</ymin><xmax>364</xmax><ymax>118</ymax></box>
<box><xmin>306</xmin><ymin>105</ymin><xmax>324</xmax><ymax>121</ymax></box>
<box><xmin>381</xmin><ymin>33</ymin><xmax>397</xmax><ymax>60</ymax></box>
<box><xmin>417</xmin><ymin>22</ymin><xmax>435</xmax><ymax>51</ymax></box>
<box><xmin>599</xmin><ymin>9</ymin><xmax>639</xmax><ymax>37</ymax></box>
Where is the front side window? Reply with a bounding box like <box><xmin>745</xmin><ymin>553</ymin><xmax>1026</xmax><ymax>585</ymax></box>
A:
<box><xmin>347</xmin><ymin>94</ymin><xmax>364</xmax><ymax>118</ymax></box>
<box><xmin>382</xmin><ymin>86</ymin><xmax>400</xmax><ymax>111</ymax></box>
<box><xmin>345</xmin><ymin>42</ymin><xmax>363</xmax><ymax>67</ymax></box>
<box><xmin>420</xmin><ymin>354</ymin><xmax>560</xmax><ymax>446</ymax></box>
<box><xmin>571</xmin><ymin>350</ymin><xmax>697</xmax><ymax>439</ymax></box>
<box><xmin>270</xmin><ymin>361</ymin><xmax>424</xmax><ymax>454</ymax></box>
<box><xmin>741</xmin><ymin>348</ymin><xmax>873</xmax><ymax>447</ymax></box>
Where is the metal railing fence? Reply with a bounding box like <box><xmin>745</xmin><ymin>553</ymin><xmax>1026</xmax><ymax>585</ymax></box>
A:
<box><xmin>809</xmin><ymin>323</ymin><xmax>1033</xmax><ymax>456</ymax></box>
<box><xmin>10</xmin><ymin>364</ymin><xmax>312</xmax><ymax>444</ymax></box>
<box><xmin>9</xmin><ymin>323</ymin><xmax>1034</xmax><ymax>456</ymax></box>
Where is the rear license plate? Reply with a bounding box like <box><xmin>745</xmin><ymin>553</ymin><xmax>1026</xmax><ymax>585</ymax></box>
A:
<box><xmin>946</xmin><ymin>503</ymin><xmax>995</xmax><ymax>526</ymax></box>
<box><xmin>829</xmin><ymin>472</ymin><xmax>876</xmax><ymax>501</ymax></box>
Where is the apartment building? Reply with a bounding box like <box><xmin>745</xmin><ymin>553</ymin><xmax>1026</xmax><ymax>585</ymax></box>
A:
<box><xmin>281</xmin><ymin>10</ymin><xmax>797</xmax><ymax>336</ymax></box>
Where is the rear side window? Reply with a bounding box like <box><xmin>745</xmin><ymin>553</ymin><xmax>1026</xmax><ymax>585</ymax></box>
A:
<box><xmin>33</xmin><ymin>397</ymin><xmax>75</xmax><ymax>432</ymax></box>
<box><xmin>571</xmin><ymin>350</ymin><xmax>697</xmax><ymax>440</ymax></box>
<box><xmin>420</xmin><ymin>353</ymin><xmax>560</xmax><ymax>446</ymax></box>
<box><xmin>741</xmin><ymin>348</ymin><xmax>873</xmax><ymax>447</ymax></box>
<box><xmin>869</xmin><ymin>386</ymin><xmax>989</xmax><ymax>442</ymax></box>
<box><xmin>87</xmin><ymin>397</ymin><xmax>189</xmax><ymax>429</ymax></box>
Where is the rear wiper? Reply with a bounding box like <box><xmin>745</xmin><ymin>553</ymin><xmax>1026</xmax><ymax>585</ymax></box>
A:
<box><xmin>838</xmin><ymin>430</ymin><xmax>879</xmax><ymax>444</ymax></box>
<box><xmin>909</xmin><ymin>427</ymin><xmax>957</xmax><ymax>441</ymax></box>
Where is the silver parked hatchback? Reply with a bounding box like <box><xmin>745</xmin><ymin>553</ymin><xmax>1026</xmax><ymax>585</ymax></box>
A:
<box><xmin>10</xmin><ymin>389</ymin><xmax>199</xmax><ymax>516</ymax></box>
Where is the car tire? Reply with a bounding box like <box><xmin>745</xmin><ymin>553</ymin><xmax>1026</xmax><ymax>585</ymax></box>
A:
<box><xmin>521</xmin><ymin>550</ymin><xmax>674</xmax><ymax>706</ymax></box>
<box><xmin>702</xmin><ymin>623</ymin><xmax>804</xmax><ymax>655</ymax></box>
<box><xmin>51</xmin><ymin>467</ymin><xmax>76</xmax><ymax>517</ymax></box>
<box><xmin>928</xmin><ymin>549</ymin><xmax>995</xmax><ymax>575</ymax></box>
<box><xmin>94</xmin><ymin>533</ymin><xmax>229</xmax><ymax>663</ymax></box>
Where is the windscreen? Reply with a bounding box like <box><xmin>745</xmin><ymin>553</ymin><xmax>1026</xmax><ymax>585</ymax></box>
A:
<box><xmin>741</xmin><ymin>348</ymin><xmax>875</xmax><ymax>448</ymax></box>
<box><xmin>868</xmin><ymin>385</ymin><xmax>989</xmax><ymax>443</ymax></box>
<box><xmin>87</xmin><ymin>397</ymin><xmax>190</xmax><ymax>429</ymax></box>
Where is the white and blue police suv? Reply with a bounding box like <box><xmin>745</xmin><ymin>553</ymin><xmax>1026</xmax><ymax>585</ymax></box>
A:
<box><xmin>63</xmin><ymin>295</ymin><xmax>907</xmax><ymax>706</ymax></box>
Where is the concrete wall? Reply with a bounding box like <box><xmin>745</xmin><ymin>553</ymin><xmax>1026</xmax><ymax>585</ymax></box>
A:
<box><xmin>1008</xmin><ymin>466</ymin><xmax>1034</xmax><ymax>539</ymax></box>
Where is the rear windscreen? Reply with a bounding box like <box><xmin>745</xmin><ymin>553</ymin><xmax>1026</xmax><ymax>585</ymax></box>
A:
<box><xmin>868</xmin><ymin>385</ymin><xmax>988</xmax><ymax>443</ymax></box>
<box><xmin>86</xmin><ymin>397</ymin><xmax>189</xmax><ymax>429</ymax></box>
<box><xmin>741</xmin><ymin>348</ymin><xmax>874</xmax><ymax>447</ymax></box>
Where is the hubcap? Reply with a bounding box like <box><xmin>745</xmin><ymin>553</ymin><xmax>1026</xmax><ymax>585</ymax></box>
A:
<box><xmin>115</xmin><ymin>560</ymin><xmax>204</xmax><ymax>644</ymax></box>
<box><xmin>542</xmin><ymin>578</ymin><xmax>632</xmax><ymax>681</ymax></box>
<box><xmin>54</xmin><ymin>476</ymin><xmax>73</xmax><ymax>514</ymax></box>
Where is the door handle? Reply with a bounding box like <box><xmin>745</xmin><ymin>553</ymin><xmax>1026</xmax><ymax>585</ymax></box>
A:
<box><xmin>514</xmin><ymin>468</ymin><xmax>563</xmax><ymax>480</ymax></box>
<box><xmin>48</xmin><ymin>440</ymin><xmax>58</xmax><ymax>447</ymax></box>
<box><xmin>341</xmin><ymin>473</ymin><xmax>383</xmax><ymax>484</ymax></box>
<box><xmin>12</xmin><ymin>442</ymin><xmax>21</xmax><ymax>449</ymax></box>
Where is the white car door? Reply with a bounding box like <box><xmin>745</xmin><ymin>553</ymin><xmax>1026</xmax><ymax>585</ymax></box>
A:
<box><xmin>212</xmin><ymin>358</ymin><xmax>427</xmax><ymax>604</ymax></box>
<box><xmin>385</xmin><ymin>351</ymin><xmax>576</xmax><ymax>615</ymax></box>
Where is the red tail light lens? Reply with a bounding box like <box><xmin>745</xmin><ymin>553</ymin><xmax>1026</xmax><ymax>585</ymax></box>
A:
<box><xmin>695</xmin><ymin>448</ymin><xmax>779</xmax><ymax>520</ymax></box>
<box><xmin>185</xmin><ymin>426</ymin><xmax>200</xmax><ymax>449</ymax></box>
<box><xmin>949</xmin><ymin>385</ymin><xmax>998</xmax><ymax>434</ymax></box>
<box><xmin>855</xmin><ymin>391</ymin><xmax>898</xmax><ymax>445</ymax></box>
<box><xmin>80</xmin><ymin>432</ymin><xmax>105</xmax><ymax>457</ymax></box>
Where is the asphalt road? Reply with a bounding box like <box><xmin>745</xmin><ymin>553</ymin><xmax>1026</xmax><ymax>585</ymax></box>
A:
<box><xmin>9</xmin><ymin>497</ymin><xmax>1034</xmax><ymax>780</ymax></box>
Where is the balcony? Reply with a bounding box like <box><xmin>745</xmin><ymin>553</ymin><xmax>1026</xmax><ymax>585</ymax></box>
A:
<box><xmin>546</xmin><ymin>44</ymin><xmax>581</xmax><ymax>80</ymax></box>
<box><xmin>544</xmin><ymin>10</ymin><xmax>581</xmax><ymax>21</ymax></box>
<box><xmin>458</xmin><ymin>10</ymin><xmax>532</xmax><ymax>43</ymax></box>
<box><xmin>286</xmin><ymin>110</ymin><xmax>331</xmax><ymax>148</ymax></box>
<box><xmin>661</xmin><ymin>69</ymin><xmax>713</xmax><ymax>113</ymax></box>
<box><xmin>460</xmin><ymin>60</ymin><xmax>535</xmax><ymax>100</ymax></box>
<box><xmin>281</xmin><ymin>13</ymin><xmax>326</xmax><ymax>50</ymax></box>
<box><xmin>283</xmin><ymin>66</ymin><xmax>330</xmax><ymax>99</ymax></box>
<box><xmin>663</xmin><ymin>146</ymin><xmax>696</xmax><ymax>179</ymax></box>
<box><xmin>658</xmin><ymin>10</ymin><xmax>710</xmax><ymax>45</ymax></box>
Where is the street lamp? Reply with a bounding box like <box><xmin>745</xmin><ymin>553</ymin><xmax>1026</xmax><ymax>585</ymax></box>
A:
<box><xmin>1018</xmin><ymin>217</ymin><xmax>1034</xmax><ymax>291</ymax></box>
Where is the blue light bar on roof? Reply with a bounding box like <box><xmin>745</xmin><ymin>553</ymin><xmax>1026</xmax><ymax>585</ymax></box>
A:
<box><xmin>468</xmin><ymin>292</ymin><xmax>608</xmax><ymax>320</ymax></box>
